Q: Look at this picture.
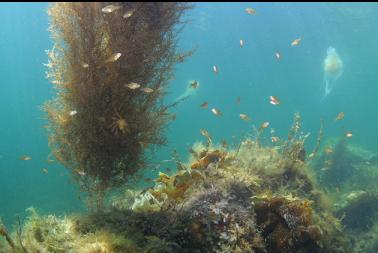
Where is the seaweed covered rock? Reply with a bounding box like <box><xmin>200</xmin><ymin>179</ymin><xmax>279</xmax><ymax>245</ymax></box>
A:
<box><xmin>0</xmin><ymin>115</ymin><xmax>352</xmax><ymax>253</ymax></box>
<box><xmin>334</xmin><ymin>190</ymin><xmax>378</xmax><ymax>231</ymax></box>
<box><xmin>315</xmin><ymin>139</ymin><xmax>378</xmax><ymax>190</ymax></box>
<box><xmin>352</xmin><ymin>222</ymin><xmax>378</xmax><ymax>253</ymax></box>
<box><xmin>254</xmin><ymin>195</ymin><xmax>322</xmax><ymax>252</ymax></box>
<box><xmin>178</xmin><ymin>182</ymin><xmax>263</xmax><ymax>253</ymax></box>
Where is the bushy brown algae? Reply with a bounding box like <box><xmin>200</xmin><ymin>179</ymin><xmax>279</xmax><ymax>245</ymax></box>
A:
<box><xmin>43</xmin><ymin>2</ymin><xmax>193</xmax><ymax>207</ymax></box>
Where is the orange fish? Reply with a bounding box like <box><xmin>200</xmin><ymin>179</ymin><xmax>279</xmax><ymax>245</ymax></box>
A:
<box><xmin>239</xmin><ymin>39</ymin><xmax>244</xmax><ymax>47</ymax></box>
<box><xmin>335</xmin><ymin>112</ymin><xmax>345</xmax><ymax>121</ymax></box>
<box><xmin>75</xmin><ymin>168</ymin><xmax>86</xmax><ymax>177</ymax></box>
<box><xmin>190</xmin><ymin>80</ymin><xmax>199</xmax><ymax>89</ymax></box>
<box><xmin>269</xmin><ymin>96</ymin><xmax>281</xmax><ymax>105</ymax></box>
<box><xmin>20</xmin><ymin>155</ymin><xmax>32</xmax><ymax>161</ymax></box>
<box><xmin>211</xmin><ymin>108</ymin><xmax>223</xmax><ymax>116</ymax></box>
<box><xmin>164</xmin><ymin>167</ymin><xmax>172</xmax><ymax>173</ymax></box>
<box><xmin>291</xmin><ymin>38</ymin><xmax>302</xmax><ymax>46</ymax></box>
<box><xmin>105</xmin><ymin>52</ymin><xmax>122</xmax><ymax>63</ymax></box>
<box><xmin>125</xmin><ymin>82</ymin><xmax>141</xmax><ymax>90</ymax></box>
<box><xmin>123</xmin><ymin>9</ymin><xmax>135</xmax><ymax>19</ymax></box>
<box><xmin>236</xmin><ymin>97</ymin><xmax>241</xmax><ymax>104</ymax></box>
<box><xmin>245</xmin><ymin>7</ymin><xmax>256</xmax><ymax>15</ymax></box>
<box><xmin>101</xmin><ymin>4</ymin><xmax>121</xmax><ymax>13</ymax></box>
<box><xmin>213</xmin><ymin>65</ymin><xmax>218</xmax><ymax>74</ymax></box>
<box><xmin>200</xmin><ymin>101</ymin><xmax>208</xmax><ymax>108</ymax></box>
<box><xmin>325</xmin><ymin>147</ymin><xmax>333</xmax><ymax>154</ymax></box>
<box><xmin>221</xmin><ymin>139</ymin><xmax>228</xmax><ymax>148</ymax></box>
<box><xmin>260</xmin><ymin>122</ymin><xmax>270</xmax><ymax>130</ymax></box>
<box><xmin>144</xmin><ymin>178</ymin><xmax>153</xmax><ymax>183</ymax></box>
<box><xmin>271</xmin><ymin>136</ymin><xmax>279</xmax><ymax>143</ymax></box>
<box><xmin>239</xmin><ymin>113</ymin><xmax>251</xmax><ymax>121</ymax></box>
<box><xmin>200</xmin><ymin>129</ymin><xmax>211</xmax><ymax>140</ymax></box>
<box><xmin>141</xmin><ymin>87</ymin><xmax>154</xmax><ymax>93</ymax></box>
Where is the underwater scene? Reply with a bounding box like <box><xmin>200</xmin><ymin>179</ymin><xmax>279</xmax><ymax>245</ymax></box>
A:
<box><xmin>1</xmin><ymin>2</ymin><xmax>378</xmax><ymax>253</ymax></box>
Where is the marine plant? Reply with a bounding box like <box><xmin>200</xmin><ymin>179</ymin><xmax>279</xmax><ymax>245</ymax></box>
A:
<box><xmin>43</xmin><ymin>2</ymin><xmax>192</xmax><ymax>207</ymax></box>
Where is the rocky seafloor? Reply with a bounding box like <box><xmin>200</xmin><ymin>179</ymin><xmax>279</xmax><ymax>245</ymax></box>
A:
<box><xmin>1</xmin><ymin>127</ymin><xmax>378</xmax><ymax>253</ymax></box>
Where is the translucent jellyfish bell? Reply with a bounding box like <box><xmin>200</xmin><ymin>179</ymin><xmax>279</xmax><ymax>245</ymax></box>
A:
<box><xmin>323</xmin><ymin>47</ymin><xmax>343</xmax><ymax>97</ymax></box>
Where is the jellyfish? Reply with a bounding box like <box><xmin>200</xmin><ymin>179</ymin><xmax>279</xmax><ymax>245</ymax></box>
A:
<box><xmin>323</xmin><ymin>47</ymin><xmax>343</xmax><ymax>97</ymax></box>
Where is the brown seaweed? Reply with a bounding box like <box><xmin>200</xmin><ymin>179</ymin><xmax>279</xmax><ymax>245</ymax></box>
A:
<box><xmin>43</xmin><ymin>2</ymin><xmax>192</xmax><ymax>207</ymax></box>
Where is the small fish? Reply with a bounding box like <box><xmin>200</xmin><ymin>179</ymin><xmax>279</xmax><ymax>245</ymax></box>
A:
<box><xmin>69</xmin><ymin>110</ymin><xmax>78</xmax><ymax>116</ymax></box>
<box><xmin>213</xmin><ymin>65</ymin><xmax>218</xmax><ymax>74</ymax></box>
<box><xmin>144</xmin><ymin>178</ymin><xmax>153</xmax><ymax>183</ymax></box>
<box><xmin>260</xmin><ymin>121</ymin><xmax>270</xmax><ymax>130</ymax></box>
<box><xmin>221</xmin><ymin>139</ymin><xmax>228</xmax><ymax>148</ymax></box>
<box><xmin>46</xmin><ymin>159</ymin><xmax>55</xmax><ymax>163</ymax></box>
<box><xmin>156</xmin><ymin>172</ymin><xmax>171</xmax><ymax>184</ymax></box>
<box><xmin>20</xmin><ymin>155</ymin><xmax>32</xmax><ymax>161</ymax></box>
<box><xmin>269</xmin><ymin>95</ymin><xmax>281</xmax><ymax>105</ymax></box>
<box><xmin>239</xmin><ymin>113</ymin><xmax>251</xmax><ymax>121</ymax></box>
<box><xmin>200</xmin><ymin>101</ymin><xmax>208</xmax><ymax>108</ymax></box>
<box><xmin>176</xmin><ymin>161</ymin><xmax>188</xmax><ymax>172</ymax></box>
<box><xmin>211</xmin><ymin>108</ymin><xmax>223</xmax><ymax>116</ymax></box>
<box><xmin>239</xmin><ymin>39</ymin><xmax>244</xmax><ymax>47</ymax></box>
<box><xmin>335</xmin><ymin>112</ymin><xmax>345</xmax><ymax>121</ymax></box>
<box><xmin>141</xmin><ymin>87</ymin><xmax>154</xmax><ymax>93</ymax></box>
<box><xmin>245</xmin><ymin>7</ymin><xmax>256</xmax><ymax>15</ymax></box>
<box><xmin>124</xmin><ymin>82</ymin><xmax>141</xmax><ymax>90</ymax></box>
<box><xmin>236</xmin><ymin>97</ymin><xmax>241</xmax><ymax>104</ymax></box>
<box><xmin>325</xmin><ymin>160</ymin><xmax>333</xmax><ymax>166</ymax></box>
<box><xmin>82</xmin><ymin>63</ymin><xmax>89</xmax><ymax>68</ymax></box>
<box><xmin>190</xmin><ymin>80</ymin><xmax>199</xmax><ymax>89</ymax></box>
<box><xmin>275</xmin><ymin>52</ymin><xmax>281</xmax><ymax>60</ymax></box>
<box><xmin>325</xmin><ymin>147</ymin><xmax>333</xmax><ymax>154</ymax></box>
<box><xmin>42</xmin><ymin>168</ymin><xmax>48</xmax><ymax>174</ymax></box>
<box><xmin>164</xmin><ymin>167</ymin><xmax>172</xmax><ymax>173</ymax></box>
<box><xmin>291</xmin><ymin>38</ymin><xmax>302</xmax><ymax>46</ymax></box>
<box><xmin>123</xmin><ymin>9</ymin><xmax>135</xmax><ymax>19</ymax></box>
<box><xmin>101</xmin><ymin>4</ymin><xmax>121</xmax><ymax>13</ymax></box>
<box><xmin>75</xmin><ymin>168</ymin><xmax>86</xmax><ymax>176</ymax></box>
<box><xmin>271</xmin><ymin>136</ymin><xmax>279</xmax><ymax>143</ymax></box>
<box><xmin>105</xmin><ymin>53</ymin><xmax>122</xmax><ymax>63</ymax></box>
<box><xmin>200</xmin><ymin>128</ymin><xmax>211</xmax><ymax>139</ymax></box>
<box><xmin>345</xmin><ymin>131</ymin><xmax>353</xmax><ymax>138</ymax></box>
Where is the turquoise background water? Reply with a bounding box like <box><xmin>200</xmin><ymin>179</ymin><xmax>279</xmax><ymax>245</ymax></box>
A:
<box><xmin>1</xmin><ymin>2</ymin><xmax>378</xmax><ymax>227</ymax></box>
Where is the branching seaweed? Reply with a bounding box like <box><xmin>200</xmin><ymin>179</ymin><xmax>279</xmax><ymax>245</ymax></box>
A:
<box><xmin>44</xmin><ymin>2</ymin><xmax>193</xmax><ymax>207</ymax></box>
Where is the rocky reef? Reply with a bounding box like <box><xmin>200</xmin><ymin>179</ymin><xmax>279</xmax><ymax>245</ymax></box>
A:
<box><xmin>0</xmin><ymin>115</ymin><xmax>358</xmax><ymax>253</ymax></box>
<box><xmin>314</xmin><ymin>138</ymin><xmax>378</xmax><ymax>253</ymax></box>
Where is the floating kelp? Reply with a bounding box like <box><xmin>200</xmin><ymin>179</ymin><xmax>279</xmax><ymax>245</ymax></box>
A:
<box><xmin>43</xmin><ymin>2</ymin><xmax>192</xmax><ymax>207</ymax></box>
